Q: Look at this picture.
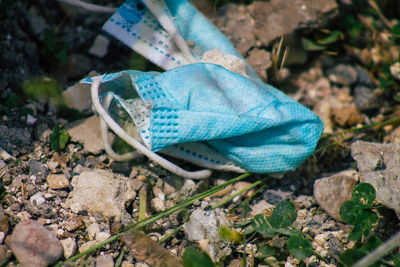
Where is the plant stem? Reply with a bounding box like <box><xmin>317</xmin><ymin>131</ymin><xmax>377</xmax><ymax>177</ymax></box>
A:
<box><xmin>352</xmin><ymin>230</ymin><xmax>400</xmax><ymax>267</ymax></box>
<box><xmin>211</xmin><ymin>180</ymin><xmax>264</xmax><ymax>209</ymax></box>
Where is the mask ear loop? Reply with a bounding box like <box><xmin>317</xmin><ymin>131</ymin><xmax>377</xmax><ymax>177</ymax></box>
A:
<box><xmin>100</xmin><ymin>93</ymin><xmax>142</xmax><ymax>161</ymax></box>
<box><xmin>91</xmin><ymin>78</ymin><xmax>212</xmax><ymax>179</ymax></box>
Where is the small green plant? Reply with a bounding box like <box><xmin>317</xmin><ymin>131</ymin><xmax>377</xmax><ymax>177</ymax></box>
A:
<box><xmin>245</xmin><ymin>200</ymin><xmax>314</xmax><ymax>262</ymax></box>
<box><xmin>338</xmin><ymin>183</ymin><xmax>386</xmax><ymax>266</ymax></box>
<box><xmin>21</xmin><ymin>76</ymin><xmax>63</xmax><ymax>106</ymax></box>
<box><xmin>183</xmin><ymin>247</ymin><xmax>214</xmax><ymax>267</ymax></box>
<box><xmin>49</xmin><ymin>125</ymin><xmax>70</xmax><ymax>152</ymax></box>
<box><xmin>41</xmin><ymin>28</ymin><xmax>69</xmax><ymax>64</ymax></box>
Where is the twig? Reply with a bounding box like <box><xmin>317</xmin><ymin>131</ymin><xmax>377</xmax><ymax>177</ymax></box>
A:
<box><xmin>352</xmin><ymin>231</ymin><xmax>400</xmax><ymax>267</ymax></box>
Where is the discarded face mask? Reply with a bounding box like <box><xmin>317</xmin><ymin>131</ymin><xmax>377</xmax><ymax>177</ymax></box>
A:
<box><xmin>82</xmin><ymin>0</ymin><xmax>324</xmax><ymax>179</ymax></box>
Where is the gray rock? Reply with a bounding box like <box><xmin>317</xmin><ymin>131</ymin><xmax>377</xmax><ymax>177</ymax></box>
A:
<box><xmin>0</xmin><ymin>126</ymin><xmax>32</xmax><ymax>157</ymax></box>
<box><xmin>66</xmin><ymin>115</ymin><xmax>104</xmax><ymax>154</ymax></box>
<box><xmin>354</xmin><ymin>86</ymin><xmax>378</xmax><ymax>111</ymax></box>
<box><xmin>184</xmin><ymin>208</ymin><xmax>231</xmax><ymax>261</ymax></box>
<box><xmin>66</xmin><ymin>169</ymin><xmax>137</xmax><ymax>221</ymax></box>
<box><xmin>34</xmin><ymin>123</ymin><xmax>51</xmax><ymax>142</ymax></box>
<box><xmin>9</xmin><ymin>220</ymin><xmax>63</xmax><ymax>267</ymax></box>
<box><xmin>248</xmin><ymin>0</ymin><xmax>338</xmax><ymax>46</ymax></box>
<box><xmin>328</xmin><ymin>64</ymin><xmax>358</xmax><ymax>86</ymax></box>
<box><xmin>25</xmin><ymin>11</ymin><xmax>48</xmax><ymax>38</ymax></box>
<box><xmin>351</xmin><ymin>141</ymin><xmax>400</xmax><ymax>218</ymax></box>
<box><xmin>28</xmin><ymin>160</ymin><xmax>49</xmax><ymax>183</ymax></box>
<box><xmin>314</xmin><ymin>175</ymin><xmax>357</xmax><ymax>221</ymax></box>
<box><xmin>96</xmin><ymin>254</ymin><xmax>114</xmax><ymax>267</ymax></box>
<box><xmin>355</xmin><ymin>66</ymin><xmax>373</xmax><ymax>87</ymax></box>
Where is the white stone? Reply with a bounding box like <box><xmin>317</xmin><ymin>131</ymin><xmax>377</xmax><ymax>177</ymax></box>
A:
<box><xmin>89</xmin><ymin>35</ymin><xmax>110</xmax><ymax>58</ymax></box>
<box><xmin>151</xmin><ymin>197</ymin><xmax>166</xmax><ymax>212</ymax></box>
<box><xmin>30</xmin><ymin>192</ymin><xmax>46</xmax><ymax>205</ymax></box>
<box><xmin>86</xmin><ymin>223</ymin><xmax>100</xmax><ymax>240</ymax></box>
<box><xmin>66</xmin><ymin>169</ymin><xmax>137</xmax><ymax>221</ymax></box>
<box><xmin>96</xmin><ymin>231</ymin><xmax>111</xmax><ymax>242</ymax></box>
<box><xmin>60</xmin><ymin>237</ymin><xmax>77</xmax><ymax>259</ymax></box>
<box><xmin>201</xmin><ymin>49</ymin><xmax>248</xmax><ymax>77</ymax></box>
<box><xmin>26</xmin><ymin>114</ymin><xmax>37</xmax><ymax>126</ymax></box>
<box><xmin>62</xmin><ymin>82</ymin><xmax>92</xmax><ymax>112</ymax></box>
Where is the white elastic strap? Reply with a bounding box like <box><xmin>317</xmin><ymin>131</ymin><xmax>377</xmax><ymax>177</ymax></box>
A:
<box><xmin>141</xmin><ymin>0</ymin><xmax>196</xmax><ymax>64</ymax></box>
<box><xmin>91</xmin><ymin>78</ymin><xmax>212</xmax><ymax>179</ymax></box>
<box><xmin>56</xmin><ymin>0</ymin><xmax>117</xmax><ymax>13</ymax></box>
<box><xmin>100</xmin><ymin>94</ymin><xmax>142</xmax><ymax>162</ymax></box>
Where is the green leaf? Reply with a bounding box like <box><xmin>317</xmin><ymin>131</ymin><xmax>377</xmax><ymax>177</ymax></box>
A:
<box><xmin>365</xmin><ymin>235</ymin><xmax>382</xmax><ymax>251</ymax></box>
<box><xmin>339</xmin><ymin>200</ymin><xmax>364</xmax><ymax>224</ymax></box>
<box><xmin>302</xmin><ymin>38</ymin><xmax>327</xmax><ymax>51</ymax></box>
<box><xmin>392</xmin><ymin>23</ymin><xmax>400</xmax><ymax>36</ymax></box>
<box><xmin>352</xmin><ymin>183</ymin><xmax>376</xmax><ymax>206</ymax></box>
<box><xmin>49</xmin><ymin>125</ymin><xmax>70</xmax><ymax>152</ymax></box>
<box><xmin>270</xmin><ymin>201</ymin><xmax>297</xmax><ymax>228</ymax></box>
<box><xmin>58</xmin><ymin>129</ymin><xmax>70</xmax><ymax>151</ymax></box>
<box><xmin>348</xmin><ymin>211</ymin><xmax>378</xmax><ymax>241</ymax></box>
<box><xmin>340</xmin><ymin>249</ymin><xmax>367</xmax><ymax>266</ymax></box>
<box><xmin>317</xmin><ymin>30</ymin><xmax>343</xmax><ymax>45</ymax></box>
<box><xmin>255</xmin><ymin>244</ymin><xmax>276</xmax><ymax>259</ymax></box>
<box><xmin>252</xmin><ymin>214</ymin><xmax>276</xmax><ymax>238</ymax></box>
<box><xmin>287</xmin><ymin>236</ymin><xmax>313</xmax><ymax>261</ymax></box>
<box><xmin>183</xmin><ymin>247</ymin><xmax>214</xmax><ymax>267</ymax></box>
<box><xmin>219</xmin><ymin>226</ymin><xmax>244</xmax><ymax>244</ymax></box>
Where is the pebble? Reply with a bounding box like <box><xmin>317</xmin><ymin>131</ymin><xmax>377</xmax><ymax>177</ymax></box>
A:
<box><xmin>59</xmin><ymin>53</ymin><xmax>92</xmax><ymax>79</ymax></box>
<box><xmin>313</xmin><ymin>175</ymin><xmax>357</xmax><ymax>221</ymax></box>
<box><xmin>151</xmin><ymin>197</ymin><xmax>166</xmax><ymax>212</ymax></box>
<box><xmin>250</xmin><ymin>200</ymin><xmax>274</xmax><ymax>216</ymax></box>
<box><xmin>262</xmin><ymin>188</ymin><xmax>293</xmax><ymax>205</ymax></box>
<box><xmin>9</xmin><ymin>220</ymin><xmax>63</xmax><ymax>267</ymax></box>
<box><xmin>87</xmin><ymin>223</ymin><xmax>101</xmax><ymax>241</ymax></box>
<box><xmin>62</xmin><ymin>81</ymin><xmax>92</xmax><ymax>112</ymax></box>
<box><xmin>96</xmin><ymin>231</ymin><xmax>111</xmax><ymax>242</ymax></box>
<box><xmin>354</xmin><ymin>85</ymin><xmax>378</xmax><ymax>111</ymax></box>
<box><xmin>63</xmin><ymin>216</ymin><xmax>83</xmax><ymax>232</ymax></box>
<box><xmin>96</xmin><ymin>254</ymin><xmax>114</xmax><ymax>267</ymax></box>
<box><xmin>328</xmin><ymin>64</ymin><xmax>358</xmax><ymax>86</ymax></box>
<box><xmin>30</xmin><ymin>192</ymin><xmax>46</xmax><ymax>205</ymax></box>
<box><xmin>28</xmin><ymin>160</ymin><xmax>49</xmax><ymax>183</ymax></box>
<box><xmin>89</xmin><ymin>35</ymin><xmax>110</xmax><ymax>58</ymax></box>
<box><xmin>66</xmin><ymin>115</ymin><xmax>104</xmax><ymax>154</ymax></box>
<box><xmin>332</xmin><ymin>104</ymin><xmax>364</xmax><ymax>127</ymax></box>
<box><xmin>46</xmin><ymin>174</ymin><xmax>70</xmax><ymax>189</ymax></box>
<box><xmin>26</xmin><ymin>114</ymin><xmax>37</xmax><ymax>126</ymax></box>
<box><xmin>60</xmin><ymin>237</ymin><xmax>77</xmax><ymax>259</ymax></box>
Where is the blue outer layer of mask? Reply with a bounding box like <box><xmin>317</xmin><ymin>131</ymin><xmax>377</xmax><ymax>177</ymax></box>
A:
<box><xmin>83</xmin><ymin>0</ymin><xmax>324</xmax><ymax>173</ymax></box>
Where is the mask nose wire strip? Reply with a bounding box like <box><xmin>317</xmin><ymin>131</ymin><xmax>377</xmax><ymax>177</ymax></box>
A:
<box><xmin>91</xmin><ymin>78</ymin><xmax>213</xmax><ymax>179</ymax></box>
<box><xmin>100</xmin><ymin>93</ymin><xmax>142</xmax><ymax>162</ymax></box>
